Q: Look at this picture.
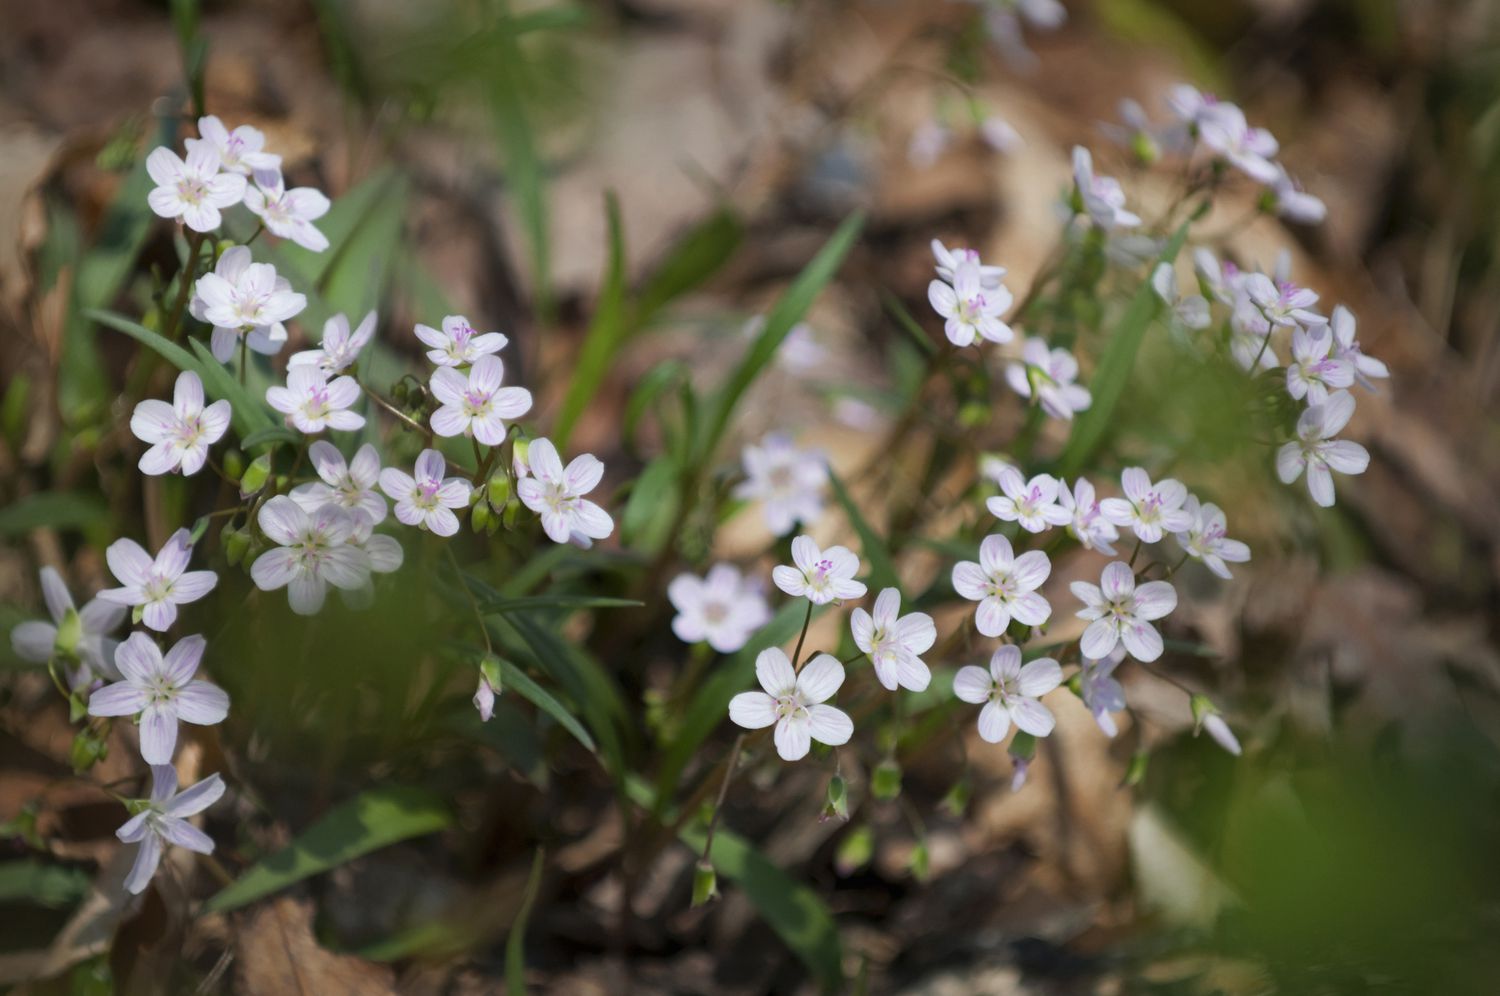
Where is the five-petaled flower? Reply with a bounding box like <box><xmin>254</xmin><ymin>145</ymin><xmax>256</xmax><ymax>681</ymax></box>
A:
<box><xmin>772</xmin><ymin>536</ymin><xmax>867</xmax><ymax>605</ymax></box>
<box><xmin>1071</xmin><ymin>146</ymin><xmax>1141</xmax><ymax>229</ymax></box>
<box><xmin>732</xmin><ymin>433</ymin><xmax>828</xmax><ymax>537</ymax></box>
<box><xmin>415</xmin><ymin>315</ymin><xmax>508</xmax><ymax>368</ymax></box>
<box><xmin>191</xmin><ymin>246</ymin><xmax>305</xmax><ymax>363</ymax></box>
<box><xmin>99</xmin><ymin>530</ymin><xmax>218</xmax><ymax>632</ymax></box>
<box><xmin>244</xmin><ymin>168</ymin><xmax>331</xmax><ymax>252</ymax></box>
<box><xmin>116</xmin><ymin>765</ymin><xmax>224</xmax><ymax>895</ymax></box>
<box><xmin>184</xmin><ymin>115</ymin><xmax>280</xmax><ymax>176</ymax></box>
<box><xmin>1244</xmin><ymin>272</ymin><xmax>1323</xmax><ymax>329</ymax></box>
<box><xmin>130</xmin><ymin>371</ymin><xmax>231</xmax><ymax>477</ymax></box>
<box><xmin>1071</xmin><ymin>561</ymin><xmax>1177</xmax><ymax>662</ymax></box>
<box><xmin>668</xmin><ymin>564</ymin><xmax>772</xmax><ymax>654</ymax></box>
<box><xmin>931</xmin><ymin>239</ymin><xmax>1007</xmax><ymax>290</ymax></box>
<box><xmin>1329</xmin><ymin>305</ymin><xmax>1389</xmax><ymax>391</ymax></box>
<box><xmin>987</xmin><ymin>468</ymin><xmax>1071</xmax><ymax>533</ymax></box>
<box><xmin>288</xmin><ymin>311</ymin><xmax>375</xmax><ymax>377</ymax></box>
<box><xmin>87</xmin><ymin>633</ymin><xmax>228</xmax><ymax>765</ymax></box>
<box><xmin>1197</xmin><ymin>103</ymin><xmax>1279</xmax><ymax>183</ymax></box>
<box><xmin>1286</xmin><ymin>325</ymin><xmax>1353</xmax><ymax>405</ymax></box>
<box><xmin>250</xmin><ymin>497</ymin><xmax>372</xmax><ymax>615</ymax></box>
<box><xmin>1100</xmin><ymin>467</ymin><xmax>1193</xmax><ymax>544</ymax></box>
<box><xmin>290</xmin><ymin>441</ymin><xmax>387</xmax><ymax>525</ymax></box>
<box><xmin>929</xmin><ymin>259</ymin><xmax>1014</xmax><ymax>347</ymax></box>
<box><xmin>1174</xmin><ymin>496</ymin><xmax>1251</xmax><ymax>580</ymax></box>
<box><xmin>1059</xmin><ymin>477</ymin><xmax>1119</xmax><ymax>555</ymax></box>
<box><xmin>145</xmin><ymin>145</ymin><xmax>245</xmax><ymax>233</ymax></box>
<box><xmin>1004</xmin><ymin>338</ymin><xmax>1092</xmax><ymax>420</ymax></box>
<box><xmin>951</xmin><ymin>534</ymin><xmax>1052</xmax><ymax>638</ymax></box>
<box><xmin>1079</xmin><ymin>646</ymin><xmax>1128</xmax><ymax>737</ymax></box>
<box><xmin>728</xmin><ymin>648</ymin><xmax>853</xmax><ymax>761</ymax></box>
<box><xmin>953</xmin><ymin>645</ymin><xmax>1063</xmax><ymax>742</ymax></box>
<box><xmin>429</xmin><ymin>355</ymin><xmax>531</xmax><ymax>445</ymax></box>
<box><xmin>850</xmin><ymin>588</ymin><xmax>936</xmax><ymax>692</ymax></box>
<box><xmin>516</xmin><ymin>438</ymin><xmax>615</xmax><ymax>546</ymax></box>
<box><xmin>267</xmin><ymin>366</ymin><xmax>365</xmax><ymax>435</ymax></box>
<box><xmin>10</xmin><ymin>567</ymin><xmax>125</xmax><ymax>686</ymax></box>
<box><xmin>1276</xmin><ymin>389</ymin><xmax>1370</xmax><ymax>507</ymax></box>
<box><xmin>378</xmin><ymin>449</ymin><xmax>472</xmax><ymax>537</ymax></box>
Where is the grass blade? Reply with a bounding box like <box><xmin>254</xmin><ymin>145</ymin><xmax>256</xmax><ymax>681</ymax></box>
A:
<box><xmin>554</xmin><ymin>193</ymin><xmax>627</xmax><ymax>448</ymax></box>
<box><xmin>827</xmin><ymin>469</ymin><xmax>900</xmax><ymax>592</ymax></box>
<box><xmin>506</xmin><ymin>848</ymin><xmax>546</xmax><ymax>996</ymax></box>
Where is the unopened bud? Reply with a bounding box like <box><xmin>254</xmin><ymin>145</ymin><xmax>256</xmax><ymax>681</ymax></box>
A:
<box><xmin>223</xmin><ymin>448</ymin><xmax>245</xmax><ymax>481</ymax></box>
<box><xmin>871</xmin><ymin>758</ymin><xmax>902</xmax><ymax>801</ymax></box>
<box><xmin>691</xmin><ymin>860</ymin><xmax>719</xmax><ymax>907</ymax></box>
<box><xmin>70</xmin><ymin>727</ymin><xmax>108</xmax><ymax>773</ymax></box>
<box><xmin>909</xmin><ymin>840</ymin><xmax>930</xmax><ymax>881</ymax></box>
<box><xmin>834</xmin><ymin>824</ymin><xmax>874</xmax><ymax>876</ymax></box>
<box><xmin>511</xmin><ymin>437</ymin><xmax>532</xmax><ymax>479</ymax></box>
<box><xmin>53</xmin><ymin>607</ymin><xmax>82</xmax><ymax>659</ymax></box>
<box><xmin>487</xmin><ymin>474</ymin><xmax>511</xmax><ymax>508</ymax></box>
<box><xmin>223</xmin><ymin>523</ymin><xmax>250</xmax><ymax>566</ymax></box>
<box><xmin>822</xmin><ymin>774</ymin><xmax>849</xmax><ymax>823</ymax></box>
<box><xmin>470</xmin><ymin>502</ymin><xmax>492</xmax><ymax>533</ymax></box>
<box><xmin>1123</xmin><ymin>749</ymin><xmax>1150</xmax><ymax>787</ymax></box>
<box><xmin>239</xmin><ymin>452</ymin><xmax>272</xmax><ymax>497</ymax></box>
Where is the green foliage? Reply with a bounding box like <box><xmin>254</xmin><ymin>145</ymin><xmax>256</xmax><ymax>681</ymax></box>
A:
<box><xmin>506</xmin><ymin>848</ymin><xmax>546</xmax><ymax>996</ymax></box>
<box><xmin>828</xmin><ymin>469</ymin><xmax>900</xmax><ymax>592</ymax></box>
<box><xmin>0</xmin><ymin>493</ymin><xmax>110</xmax><ymax>537</ymax></box>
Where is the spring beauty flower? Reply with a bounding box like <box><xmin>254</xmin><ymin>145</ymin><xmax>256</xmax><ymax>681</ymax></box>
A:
<box><xmin>191</xmin><ymin>246</ymin><xmax>305</xmax><ymax>362</ymax></box>
<box><xmin>1267</xmin><ymin>165</ymin><xmax>1327</xmax><ymax>225</ymax></box>
<box><xmin>266</xmin><ymin>366</ymin><xmax>364</xmax><ymax>435</ymax></box>
<box><xmin>951</xmin><ymin>534</ymin><xmax>1051</xmax><ymax>638</ymax></box>
<box><xmin>1244</xmin><ymin>272</ymin><xmax>1323</xmax><ymax>329</ymax></box>
<box><xmin>851</xmin><ymin>588</ymin><xmax>936</xmax><ymax>692</ymax></box>
<box><xmin>87</xmin><ymin>633</ymin><xmax>228</xmax><ymax>765</ymax></box>
<box><xmin>130</xmin><ymin>370</ymin><xmax>230</xmax><ymax>477</ymax></box>
<box><xmin>288</xmin><ymin>311</ymin><xmax>375</xmax><ymax>376</ymax></box>
<box><xmin>415</xmin><ymin>315</ymin><xmax>508</xmax><ymax>368</ymax></box>
<box><xmin>243</xmin><ymin>168</ymin><xmax>330</xmax><ymax>251</ymax></box>
<box><xmin>929</xmin><ymin>259</ymin><xmax>1014</xmax><ymax>346</ymax></box>
<box><xmin>931</xmin><ymin>239</ymin><xmax>1006</xmax><ymax>289</ymax></box>
<box><xmin>10</xmin><ymin>567</ymin><xmax>126</xmax><ymax>684</ymax></box>
<box><xmin>1286</xmin><ymin>326</ymin><xmax>1354</xmax><ymax>404</ymax></box>
<box><xmin>1329</xmin><ymin>305</ymin><xmax>1389</xmax><ymax>390</ymax></box>
<box><xmin>290</xmin><ymin>441</ymin><xmax>387</xmax><ymax>525</ymax></box>
<box><xmin>429</xmin><ymin>355</ymin><xmax>531</xmax><ymax>446</ymax></box>
<box><xmin>732</xmin><ymin>433</ymin><xmax>828</xmax><ymax>536</ymax></box>
<box><xmin>250</xmin><ymin>497</ymin><xmax>372</xmax><ymax>615</ymax></box>
<box><xmin>728</xmin><ymin>648</ymin><xmax>853</xmax><ymax>761</ymax></box>
<box><xmin>1174</xmin><ymin>497</ymin><xmax>1251</xmax><ymax>580</ymax></box>
<box><xmin>116</xmin><ymin>766</ymin><xmax>224</xmax><ymax>895</ymax></box>
<box><xmin>1276</xmin><ymin>390</ymin><xmax>1370</xmax><ymax>507</ymax></box>
<box><xmin>1071</xmin><ymin>561</ymin><xmax>1177</xmax><ymax>662</ymax></box>
<box><xmin>145</xmin><ymin>145</ymin><xmax>245</xmax><ymax>233</ymax></box>
<box><xmin>1101</xmin><ymin>97</ymin><xmax>1162</xmax><ymax>163</ymax></box>
<box><xmin>1229</xmin><ymin>296</ymin><xmax>1277</xmax><ymax>372</ymax></box>
<box><xmin>1079</xmin><ymin>647</ymin><xmax>1127</xmax><ymax>737</ymax></box>
<box><xmin>1151</xmin><ymin>263</ymin><xmax>1211</xmax><ymax>331</ymax></box>
<box><xmin>185</xmin><ymin>115</ymin><xmax>280</xmax><ymax>175</ymax></box>
<box><xmin>1059</xmin><ymin>477</ymin><xmax>1119</xmax><ymax>555</ymax></box>
<box><xmin>773</xmin><ymin>536</ymin><xmax>867</xmax><ymax>605</ymax></box>
<box><xmin>1100</xmin><ymin>468</ymin><xmax>1193</xmax><ymax>544</ymax></box>
<box><xmin>668</xmin><ymin>564</ymin><xmax>771</xmax><ymax>654</ymax></box>
<box><xmin>1071</xmin><ymin>146</ymin><xmax>1141</xmax><ymax>229</ymax></box>
<box><xmin>1197</xmin><ymin>104</ymin><xmax>1279</xmax><ymax>183</ymax></box>
<box><xmin>987</xmin><ymin>468</ymin><xmax>1071</xmax><ymax>533</ymax></box>
<box><xmin>516</xmin><ymin>438</ymin><xmax>615</xmax><ymax>546</ymax></box>
<box><xmin>100</xmin><ymin>530</ymin><xmax>218</xmax><ymax>632</ymax></box>
<box><xmin>1004</xmin><ymin>339</ymin><xmax>1092</xmax><ymax>420</ymax></box>
<box><xmin>378</xmin><ymin>449</ymin><xmax>472</xmax><ymax>537</ymax></box>
<box><xmin>953</xmin><ymin>645</ymin><xmax>1063</xmax><ymax>742</ymax></box>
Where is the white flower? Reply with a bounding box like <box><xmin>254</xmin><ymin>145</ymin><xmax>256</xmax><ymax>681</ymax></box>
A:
<box><xmin>266</xmin><ymin>366</ymin><xmax>364</xmax><ymax>435</ymax></box>
<box><xmin>732</xmin><ymin>433</ymin><xmax>828</xmax><ymax>537</ymax></box>
<box><xmin>1276</xmin><ymin>389</ymin><xmax>1369</xmax><ymax>507</ymax></box>
<box><xmin>953</xmin><ymin>645</ymin><xmax>1063</xmax><ymax>742</ymax></box>
<box><xmin>1071</xmin><ymin>146</ymin><xmax>1141</xmax><ymax>229</ymax></box>
<box><xmin>668</xmin><ymin>564</ymin><xmax>772</xmax><ymax>654</ymax></box>
<box><xmin>145</xmin><ymin>145</ymin><xmax>245</xmax><ymax>233</ymax></box>
<box><xmin>1003</xmin><ymin>339</ymin><xmax>1092</xmax><ymax>420</ymax></box>
<box><xmin>348</xmin><ymin>514</ymin><xmax>404</xmax><ymax>575</ymax></box>
<box><xmin>99</xmin><ymin>530</ymin><xmax>218</xmax><ymax>632</ymax></box>
<box><xmin>290</xmin><ymin>441</ymin><xmax>387</xmax><ymax>524</ymax></box>
<box><xmin>1174</xmin><ymin>496</ymin><xmax>1251</xmax><ymax>580</ymax></box>
<box><xmin>1165</xmin><ymin>84</ymin><xmax>1222</xmax><ymax>128</ymax></box>
<box><xmin>1329</xmin><ymin>305</ymin><xmax>1389</xmax><ymax>390</ymax></box>
<box><xmin>981</xmin><ymin>0</ymin><xmax>1064</xmax><ymax>70</ymax></box>
<box><xmin>1286</xmin><ymin>325</ymin><xmax>1353</xmax><ymax>405</ymax></box>
<box><xmin>86</xmin><ymin>633</ymin><xmax>228</xmax><ymax>765</ymax></box>
<box><xmin>1079</xmin><ymin>647</ymin><xmax>1127</xmax><ymax>737</ymax></box>
<box><xmin>516</xmin><ymin>438</ymin><xmax>614</xmax><ymax>546</ymax></box>
<box><xmin>414</xmin><ymin>315</ymin><xmax>508</xmax><ymax>368</ymax></box>
<box><xmin>10</xmin><ymin>567</ymin><xmax>126</xmax><ymax>684</ymax></box>
<box><xmin>1267</xmin><ymin>164</ymin><xmax>1326</xmax><ymax>224</ymax></box>
<box><xmin>1151</xmin><ymin>262</ymin><xmax>1212</xmax><ymax>330</ymax></box>
<box><xmin>728</xmin><ymin>649</ymin><xmax>853</xmax><ymax>761</ymax></box>
<box><xmin>778</xmin><ymin>323</ymin><xmax>829</xmax><ymax>372</ymax></box>
<box><xmin>1229</xmin><ymin>296</ymin><xmax>1277</xmax><ymax>371</ymax></box>
<box><xmin>378</xmin><ymin>449</ymin><xmax>472</xmax><ymax>537</ymax></box>
<box><xmin>979</xmin><ymin>453</ymin><xmax>1019</xmax><ymax>487</ymax></box>
<box><xmin>928</xmin><ymin>259</ymin><xmax>1014</xmax><ymax>346</ymax></box>
<box><xmin>907</xmin><ymin>120</ymin><xmax>952</xmax><ymax>168</ymax></box>
<box><xmin>1243</xmin><ymin>272</ymin><xmax>1323</xmax><ymax>329</ymax></box>
<box><xmin>130</xmin><ymin>371</ymin><xmax>230</xmax><ymax>477</ymax></box>
<box><xmin>1058</xmin><ymin>477</ymin><xmax>1119</xmax><ymax>555</ymax></box>
<box><xmin>772</xmin><ymin>535</ymin><xmax>867</xmax><ymax>605</ymax></box>
<box><xmin>1101</xmin><ymin>98</ymin><xmax>1162</xmax><ymax>163</ymax></box>
<box><xmin>951</xmin><ymin>534</ymin><xmax>1051</xmax><ymax>637</ymax></box>
<box><xmin>980</xmin><ymin>116</ymin><xmax>1023</xmax><ymax>154</ymax></box>
<box><xmin>185</xmin><ymin>115</ymin><xmax>280</xmax><ymax>176</ymax></box>
<box><xmin>250</xmin><ymin>497</ymin><xmax>371</xmax><ymax>615</ymax></box>
<box><xmin>429</xmin><ymin>355</ymin><xmax>531</xmax><ymax>446</ymax></box>
<box><xmin>1197</xmin><ymin>104</ymin><xmax>1279</xmax><ymax>184</ymax></box>
<box><xmin>986</xmin><ymin>468</ymin><xmax>1071</xmax><ymax>533</ymax></box>
<box><xmin>243</xmin><ymin>168</ymin><xmax>330</xmax><ymax>251</ymax></box>
<box><xmin>191</xmin><ymin>246</ymin><xmax>305</xmax><ymax>363</ymax></box>
<box><xmin>1071</xmin><ymin>561</ymin><xmax>1177</xmax><ymax>662</ymax></box>
<box><xmin>288</xmin><ymin>311</ymin><xmax>376</xmax><ymax>377</ymax></box>
<box><xmin>931</xmin><ymin>239</ymin><xmax>1007</xmax><ymax>290</ymax></box>
<box><xmin>116</xmin><ymin>765</ymin><xmax>224</xmax><ymax>895</ymax></box>
<box><xmin>1100</xmin><ymin>467</ymin><xmax>1193</xmax><ymax>544</ymax></box>
<box><xmin>850</xmin><ymin>588</ymin><xmax>935</xmax><ymax>692</ymax></box>
<box><xmin>1201</xmin><ymin>713</ymin><xmax>1242</xmax><ymax>756</ymax></box>
<box><xmin>1194</xmin><ymin>248</ymin><xmax>1243</xmax><ymax>306</ymax></box>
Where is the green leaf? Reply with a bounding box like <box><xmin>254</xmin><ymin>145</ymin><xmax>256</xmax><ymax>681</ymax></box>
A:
<box><xmin>696</xmin><ymin>211</ymin><xmax>864</xmax><ymax>462</ymax></box>
<box><xmin>0</xmin><ymin>859</ymin><xmax>91</xmax><ymax>909</ymax></box>
<box><xmin>503</xmin><ymin>615</ymin><xmax>631</xmax><ymax>776</ymax></box>
<box><xmin>202</xmin><ymin>787</ymin><xmax>452</xmax><ymax>914</ymax></box>
<box><xmin>623</xmin><ymin>360</ymin><xmax>688</xmax><ymax>453</ymax></box>
<box><xmin>880</xmin><ymin>289</ymin><xmax>939</xmax><ymax>357</ymax></box>
<box><xmin>1055</xmin><ymin>223</ymin><xmax>1190</xmax><ymax>477</ymax></box>
<box><xmin>481</xmin><ymin>595</ymin><xmax>643</xmax><ymax>614</ymax></box>
<box><xmin>0</xmin><ymin>493</ymin><xmax>109</xmax><ymax>537</ymax></box>
<box><xmin>489</xmin><ymin>0</ymin><xmax>552</xmax><ymax>318</ymax></box>
<box><xmin>618</xmin><ymin>454</ymin><xmax>682</xmax><ymax>555</ymax></box>
<box><xmin>237</xmin><ymin>425</ymin><xmax>301</xmax><ymax>450</ymax></box>
<box><xmin>498</xmin><ymin>658</ymin><xmax>596</xmax><ymax>753</ymax></box>
<box><xmin>554</xmin><ymin>193</ymin><xmax>627</xmax><ymax>449</ymax></box>
<box><xmin>633</xmin><ymin>207</ymin><xmax>742</xmax><ymax>328</ymax></box>
<box><xmin>827</xmin><ymin>469</ymin><xmax>900</xmax><ymax>592</ymax></box>
<box><xmin>506</xmin><ymin>849</ymin><xmax>546</xmax><ymax>996</ymax></box>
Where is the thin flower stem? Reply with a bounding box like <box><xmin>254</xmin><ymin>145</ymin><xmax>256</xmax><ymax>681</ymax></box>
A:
<box><xmin>163</xmin><ymin>230</ymin><xmax>207</xmax><ymax>342</ymax></box>
<box><xmin>445</xmin><ymin>544</ymin><xmax>493</xmax><ymax>655</ymax></box>
<box><xmin>238</xmin><ymin>335</ymin><xmax>248</xmax><ymax>387</ymax></box>
<box><xmin>356</xmin><ymin>378</ymin><xmax>432</xmax><ymax>440</ymax></box>
<box><xmin>1163</xmin><ymin>551</ymin><xmax>1191</xmax><ymax>578</ymax></box>
<box><xmin>243</xmin><ymin>223</ymin><xmax>265</xmax><ymax>246</ymax></box>
<box><xmin>698</xmin><ymin>733</ymin><xmax>745</xmax><ymax>866</ymax></box>
<box><xmin>1128</xmin><ymin>535</ymin><xmax>1143</xmax><ymax>570</ymax></box>
<box><xmin>791</xmin><ymin>600</ymin><xmax>814</xmax><ymax>671</ymax></box>
<box><xmin>840</xmin><ymin>649</ymin><xmax>867</xmax><ymax>667</ymax></box>
<box><xmin>1136</xmin><ymin>659</ymin><xmax>1195</xmax><ymax>697</ymax></box>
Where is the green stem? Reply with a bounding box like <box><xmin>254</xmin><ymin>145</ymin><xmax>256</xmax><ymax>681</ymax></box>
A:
<box><xmin>698</xmin><ymin>733</ymin><xmax>745</xmax><ymax>865</ymax></box>
<box><xmin>790</xmin><ymin>600</ymin><xmax>814</xmax><ymax>671</ymax></box>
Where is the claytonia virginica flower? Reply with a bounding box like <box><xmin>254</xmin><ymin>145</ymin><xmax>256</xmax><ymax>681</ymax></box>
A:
<box><xmin>981</xmin><ymin>116</ymin><xmax>1023</xmax><ymax>154</ymax></box>
<box><xmin>1004</xmin><ymin>339</ymin><xmax>1092</xmax><ymax>420</ymax></box>
<box><xmin>728</xmin><ymin>649</ymin><xmax>853</xmax><ymax>761</ymax></box>
<box><xmin>928</xmin><ymin>259</ymin><xmax>1014</xmax><ymax>346</ymax></box>
<box><xmin>1059</xmin><ymin>477</ymin><xmax>1119</xmax><ymax>555</ymax></box>
<box><xmin>10</xmin><ymin>567</ymin><xmax>125</xmax><ymax>684</ymax></box>
<box><xmin>1276</xmin><ymin>390</ymin><xmax>1370</xmax><ymax>507</ymax></box>
<box><xmin>1071</xmin><ymin>146</ymin><xmax>1141</xmax><ymax>229</ymax></box>
<box><xmin>250</xmin><ymin>497</ymin><xmax>371</xmax><ymax>615</ymax></box>
<box><xmin>87</xmin><ymin>633</ymin><xmax>228</xmax><ymax>765</ymax></box>
<box><xmin>1151</xmin><ymin>263</ymin><xmax>1211</xmax><ymax>331</ymax></box>
<box><xmin>1071</xmin><ymin>561</ymin><xmax>1177</xmax><ymax>662</ymax></box>
<box><xmin>244</xmin><ymin>168</ymin><xmax>330</xmax><ymax>251</ymax></box>
<box><xmin>1329</xmin><ymin>305</ymin><xmax>1389</xmax><ymax>390</ymax></box>
<box><xmin>1100</xmin><ymin>467</ymin><xmax>1193</xmax><ymax>544</ymax></box>
<box><xmin>266</xmin><ymin>366</ymin><xmax>364</xmax><ymax>435</ymax></box>
<box><xmin>850</xmin><ymin>588</ymin><xmax>935</xmax><ymax>692</ymax></box>
<box><xmin>668</xmin><ymin>564</ymin><xmax>771</xmax><ymax>654</ymax></box>
<box><xmin>130</xmin><ymin>370</ymin><xmax>230</xmax><ymax>477</ymax></box>
<box><xmin>191</xmin><ymin>246</ymin><xmax>304</xmax><ymax>362</ymax></box>
<box><xmin>1173</xmin><ymin>496</ymin><xmax>1251</xmax><ymax>580</ymax></box>
<box><xmin>145</xmin><ymin>145</ymin><xmax>245</xmax><ymax>233</ymax></box>
<box><xmin>1101</xmin><ymin>97</ymin><xmax>1162</xmax><ymax>163</ymax></box>
<box><xmin>987</xmin><ymin>468</ymin><xmax>1070</xmax><ymax>533</ymax></box>
<box><xmin>100</xmin><ymin>530</ymin><xmax>218</xmax><ymax>632</ymax></box>
<box><xmin>288</xmin><ymin>311</ymin><xmax>375</xmax><ymax>376</ymax></box>
<box><xmin>1080</xmin><ymin>647</ymin><xmax>1127</xmax><ymax>738</ymax></box>
<box><xmin>907</xmin><ymin>120</ymin><xmax>952</xmax><ymax>168</ymax></box>
<box><xmin>1267</xmin><ymin>164</ymin><xmax>1327</xmax><ymax>225</ymax></box>
<box><xmin>931</xmin><ymin>239</ymin><xmax>1006</xmax><ymax>289</ymax></box>
<box><xmin>415</xmin><ymin>315</ymin><xmax>508</xmax><ymax>368</ymax></box>
<box><xmin>1244</xmin><ymin>272</ymin><xmax>1324</xmax><ymax>329</ymax></box>
<box><xmin>1229</xmin><ymin>296</ymin><xmax>1277</xmax><ymax>372</ymax></box>
<box><xmin>116</xmin><ymin>765</ymin><xmax>224</xmax><ymax>896</ymax></box>
<box><xmin>1197</xmin><ymin>104</ymin><xmax>1279</xmax><ymax>184</ymax></box>
<box><xmin>185</xmin><ymin>115</ymin><xmax>280</xmax><ymax>175</ymax></box>
<box><xmin>516</xmin><ymin>438</ymin><xmax>615</xmax><ymax>546</ymax></box>
<box><xmin>953</xmin><ymin>645</ymin><xmax>1063</xmax><ymax>742</ymax></box>
<box><xmin>290</xmin><ymin>441</ymin><xmax>387</xmax><ymax>524</ymax></box>
<box><xmin>1286</xmin><ymin>325</ymin><xmax>1353</xmax><ymax>404</ymax></box>
<box><xmin>772</xmin><ymin>536</ymin><xmax>867</xmax><ymax>605</ymax></box>
<box><xmin>378</xmin><ymin>449</ymin><xmax>472</xmax><ymax>537</ymax></box>
<box><xmin>951</xmin><ymin>534</ymin><xmax>1051</xmax><ymax>638</ymax></box>
<box><xmin>429</xmin><ymin>355</ymin><xmax>531</xmax><ymax>445</ymax></box>
<box><xmin>732</xmin><ymin>433</ymin><xmax>828</xmax><ymax>537</ymax></box>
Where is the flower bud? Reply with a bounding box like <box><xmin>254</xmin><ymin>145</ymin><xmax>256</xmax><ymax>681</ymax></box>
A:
<box><xmin>1123</xmin><ymin>749</ymin><xmax>1150</xmax><ymax>787</ymax></box>
<box><xmin>834</xmin><ymin>824</ymin><xmax>874</xmax><ymax>877</ymax></box>
<box><xmin>871</xmin><ymin>758</ymin><xmax>902</xmax><ymax>801</ymax></box>
<box><xmin>474</xmin><ymin>656</ymin><xmax>503</xmax><ymax>722</ymax></box>
<box><xmin>501</xmin><ymin>497</ymin><xmax>522</xmax><ymax>530</ymax></box>
<box><xmin>223</xmin><ymin>523</ymin><xmax>250</xmax><ymax>566</ymax></box>
<box><xmin>1191</xmin><ymin>694</ymin><xmax>1242</xmax><ymax>756</ymax></box>
<box><xmin>691</xmin><ymin>860</ymin><xmax>719</xmax><ymax>907</ymax></box>
<box><xmin>487</xmin><ymin>474</ymin><xmax>511</xmax><ymax>508</ymax></box>
<box><xmin>1008</xmin><ymin>732</ymin><xmax>1037</xmax><ymax>793</ymax></box>
<box><xmin>1130</xmin><ymin>130</ymin><xmax>1160</xmax><ymax>166</ymax></box>
<box><xmin>470</xmin><ymin>501</ymin><xmax>492</xmax><ymax>533</ymax></box>
<box><xmin>53</xmin><ymin>607</ymin><xmax>82</xmax><ymax>660</ymax></box>
<box><xmin>511</xmin><ymin>437</ymin><xmax>532</xmax><ymax>479</ymax></box>
<box><xmin>940</xmin><ymin>775</ymin><xmax>971</xmax><ymax>818</ymax></box>
<box><xmin>238</xmin><ymin>452</ymin><xmax>272</xmax><ymax>497</ymax></box>
<box><xmin>70</xmin><ymin>727</ymin><xmax>108</xmax><ymax>773</ymax></box>
<box><xmin>908</xmin><ymin>839</ymin><xmax>930</xmax><ymax>881</ymax></box>
<box><xmin>223</xmin><ymin>448</ymin><xmax>245</xmax><ymax>481</ymax></box>
<box><xmin>821</xmin><ymin>774</ymin><xmax>850</xmax><ymax>823</ymax></box>
<box><xmin>957</xmin><ymin>400</ymin><xmax>989</xmax><ymax>428</ymax></box>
